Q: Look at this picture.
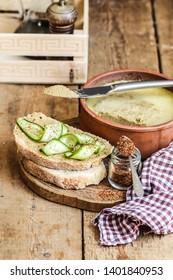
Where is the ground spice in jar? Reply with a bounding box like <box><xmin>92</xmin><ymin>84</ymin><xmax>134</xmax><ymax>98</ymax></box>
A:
<box><xmin>108</xmin><ymin>136</ymin><xmax>141</xmax><ymax>190</ymax></box>
<box><xmin>117</xmin><ymin>135</ymin><xmax>135</xmax><ymax>157</ymax></box>
<box><xmin>110</xmin><ymin>162</ymin><xmax>132</xmax><ymax>186</ymax></box>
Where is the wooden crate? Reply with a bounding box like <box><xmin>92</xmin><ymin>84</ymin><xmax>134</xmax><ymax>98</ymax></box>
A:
<box><xmin>0</xmin><ymin>0</ymin><xmax>88</xmax><ymax>84</ymax></box>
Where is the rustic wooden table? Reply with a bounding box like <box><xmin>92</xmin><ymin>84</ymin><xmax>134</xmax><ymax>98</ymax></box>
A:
<box><xmin>1</xmin><ymin>0</ymin><xmax>173</xmax><ymax>260</ymax></box>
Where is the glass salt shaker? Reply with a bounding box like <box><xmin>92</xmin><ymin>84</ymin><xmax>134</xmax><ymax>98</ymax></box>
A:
<box><xmin>108</xmin><ymin>147</ymin><xmax>142</xmax><ymax>190</ymax></box>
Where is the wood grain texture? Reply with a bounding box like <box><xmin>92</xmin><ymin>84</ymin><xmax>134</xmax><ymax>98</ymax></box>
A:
<box><xmin>88</xmin><ymin>0</ymin><xmax>159</xmax><ymax>79</ymax></box>
<box><xmin>1</xmin><ymin>0</ymin><xmax>173</xmax><ymax>260</ymax></box>
<box><xmin>154</xmin><ymin>0</ymin><xmax>173</xmax><ymax>77</ymax></box>
<box><xmin>0</xmin><ymin>84</ymin><xmax>81</xmax><ymax>260</ymax></box>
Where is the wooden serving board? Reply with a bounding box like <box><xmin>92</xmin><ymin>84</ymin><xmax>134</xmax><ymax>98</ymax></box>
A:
<box><xmin>19</xmin><ymin>162</ymin><xmax>126</xmax><ymax>212</ymax></box>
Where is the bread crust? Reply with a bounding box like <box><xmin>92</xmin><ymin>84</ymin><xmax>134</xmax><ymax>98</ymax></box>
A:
<box><xmin>14</xmin><ymin>112</ymin><xmax>113</xmax><ymax>171</ymax></box>
<box><xmin>21</xmin><ymin>157</ymin><xmax>107</xmax><ymax>190</ymax></box>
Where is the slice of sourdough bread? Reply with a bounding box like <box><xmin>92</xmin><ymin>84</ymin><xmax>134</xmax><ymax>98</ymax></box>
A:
<box><xmin>21</xmin><ymin>157</ymin><xmax>107</xmax><ymax>190</ymax></box>
<box><xmin>14</xmin><ymin>112</ymin><xmax>113</xmax><ymax>171</ymax></box>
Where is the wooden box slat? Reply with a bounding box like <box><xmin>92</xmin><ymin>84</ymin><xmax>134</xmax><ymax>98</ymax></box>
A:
<box><xmin>0</xmin><ymin>33</ymin><xmax>88</xmax><ymax>57</ymax></box>
<box><xmin>0</xmin><ymin>59</ymin><xmax>87</xmax><ymax>84</ymax></box>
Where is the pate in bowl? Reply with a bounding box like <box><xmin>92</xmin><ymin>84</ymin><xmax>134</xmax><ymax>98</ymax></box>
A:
<box><xmin>79</xmin><ymin>69</ymin><xmax>173</xmax><ymax>160</ymax></box>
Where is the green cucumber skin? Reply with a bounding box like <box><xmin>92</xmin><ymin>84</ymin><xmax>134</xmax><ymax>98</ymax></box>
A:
<box><xmin>75</xmin><ymin>133</ymin><xmax>96</xmax><ymax>145</ymax></box>
<box><xmin>64</xmin><ymin>151</ymin><xmax>73</xmax><ymax>158</ymax></box>
<box><xmin>62</xmin><ymin>124</ymin><xmax>69</xmax><ymax>135</ymax></box>
<box><xmin>17</xmin><ymin>118</ymin><xmax>105</xmax><ymax>160</ymax></box>
<box><xmin>69</xmin><ymin>145</ymin><xmax>99</xmax><ymax>160</ymax></box>
<box><xmin>40</xmin><ymin>139</ymin><xmax>70</xmax><ymax>156</ymax></box>
<box><xmin>59</xmin><ymin>133</ymin><xmax>78</xmax><ymax>148</ymax></box>
<box><xmin>17</xmin><ymin>118</ymin><xmax>44</xmax><ymax>141</ymax></box>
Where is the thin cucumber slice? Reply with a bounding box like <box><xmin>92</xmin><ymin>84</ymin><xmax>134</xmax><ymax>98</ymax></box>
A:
<box><xmin>94</xmin><ymin>144</ymin><xmax>105</xmax><ymax>154</ymax></box>
<box><xmin>69</xmin><ymin>144</ymin><xmax>99</xmax><ymax>160</ymax></box>
<box><xmin>39</xmin><ymin>122</ymin><xmax>62</xmax><ymax>142</ymax></box>
<box><xmin>74</xmin><ymin>133</ymin><xmax>96</xmax><ymax>145</ymax></box>
<box><xmin>62</xmin><ymin>124</ymin><xmax>69</xmax><ymax>135</ymax></box>
<box><xmin>59</xmin><ymin>133</ymin><xmax>78</xmax><ymax>148</ymax></box>
<box><xmin>64</xmin><ymin>151</ymin><xmax>73</xmax><ymax>158</ymax></box>
<box><xmin>40</xmin><ymin>139</ymin><xmax>70</xmax><ymax>156</ymax></box>
<box><xmin>17</xmin><ymin>118</ymin><xmax>44</xmax><ymax>141</ymax></box>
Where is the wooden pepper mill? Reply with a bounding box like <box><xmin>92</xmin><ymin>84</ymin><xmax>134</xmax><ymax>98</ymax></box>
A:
<box><xmin>46</xmin><ymin>0</ymin><xmax>78</xmax><ymax>34</ymax></box>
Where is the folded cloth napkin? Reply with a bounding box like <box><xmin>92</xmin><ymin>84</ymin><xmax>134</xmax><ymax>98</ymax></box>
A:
<box><xmin>94</xmin><ymin>141</ymin><xmax>173</xmax><ymax>246</ymax></box>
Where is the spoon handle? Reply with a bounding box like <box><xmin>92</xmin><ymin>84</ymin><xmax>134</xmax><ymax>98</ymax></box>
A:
<box><xmin>129</xmin><ymin>156</ymin><xmax>144</xmax><ymax>197</ymax></box>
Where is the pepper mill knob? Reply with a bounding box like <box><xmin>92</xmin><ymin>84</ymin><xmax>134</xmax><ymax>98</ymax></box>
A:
<box><xmin>46</xmin><ymin>0</ymin><xmax>78</xmax><ymax>34</ymax></box>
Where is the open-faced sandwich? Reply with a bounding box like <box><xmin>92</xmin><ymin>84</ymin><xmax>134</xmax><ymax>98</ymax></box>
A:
<box><xmin>13</xmin><ymin>112</ymin><xmax>113</xmax><ymax>189</ymax></box>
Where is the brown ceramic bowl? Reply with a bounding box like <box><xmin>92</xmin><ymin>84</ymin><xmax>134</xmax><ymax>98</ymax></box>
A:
<box><xmin>79</xmin><ymin>69</ymin><xmax>173</xmax><ymax>160</ymax></box>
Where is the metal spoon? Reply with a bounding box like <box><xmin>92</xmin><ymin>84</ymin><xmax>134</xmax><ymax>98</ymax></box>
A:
<box><xmin>129</xmin><ymin>156</ymin><xmax>144</xmax><ymax>197</ymax></box>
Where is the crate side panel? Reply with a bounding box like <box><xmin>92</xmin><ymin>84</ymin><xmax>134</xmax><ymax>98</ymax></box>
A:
<box><xmin>0</xmin><ymin>34</ymin><xmax>88</xmax><ymax>57</ymax></box>
<box><xmin>0</xmin><ymin>60</ymin><xmax>87</xmax><ymax>84</ymax></box>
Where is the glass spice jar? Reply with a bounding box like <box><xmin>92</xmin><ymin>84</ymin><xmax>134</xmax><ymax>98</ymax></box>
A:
<box><xmin>108</xmin><ymin>147</ymin><xmax>142</xmax><ymax>190</ymax></box>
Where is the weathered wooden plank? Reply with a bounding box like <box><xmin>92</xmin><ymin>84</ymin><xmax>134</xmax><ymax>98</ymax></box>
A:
<box><xmin>154</xmin><ymin>0</ymin><xmax>173</xmax><ymax>77</ymax></box>
<box><xmin>0</xmin><ymin>84</ymin><xmax>81</xmax><ymax>260</ymax></box>
<box><xmin>88</xmin><ymin>0</ymin><xmax>159</xmax><ymax>79</ymax></box>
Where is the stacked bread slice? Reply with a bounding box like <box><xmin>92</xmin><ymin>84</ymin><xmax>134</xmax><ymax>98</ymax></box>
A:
<box><xmin>14</xmin><ymin>112</ymin><xmax>113</xmax><ymax>190</ymax></box>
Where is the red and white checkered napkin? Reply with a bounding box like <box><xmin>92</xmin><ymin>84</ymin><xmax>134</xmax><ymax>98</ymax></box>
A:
<box><xmin>94</xmin><ymin>141</ymin><xmax>173</xmax><ymax>246</ymax></box>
